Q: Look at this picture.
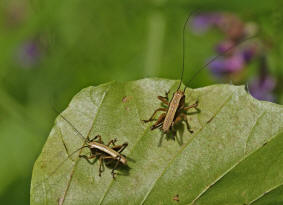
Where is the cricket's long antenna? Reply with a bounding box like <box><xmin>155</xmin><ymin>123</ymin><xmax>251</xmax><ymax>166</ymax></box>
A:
<box><xmin>177</xmin><ymin>11</ymin><xmax>196</xmax><ymax>90</ymax></box>
<box><xmin>59</xmin><ymin>114</ymin><xmax>86</xmax><ymax>141</ymax></box>
<box><xmin>51</xmin><ymin>106</ymin><xmax>86</xmax><ymax>141</ymax></box>
<box><xmin>183</xmin><ymin>35</ymin><xmax>257</xmax><ymax>92</ymax></box>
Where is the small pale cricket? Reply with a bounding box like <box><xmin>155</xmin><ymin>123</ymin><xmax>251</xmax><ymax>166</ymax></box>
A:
<box><xmin>58</xmin><ymin>114</ymin><xmax>128</xmax><ymax>178</ymax></box>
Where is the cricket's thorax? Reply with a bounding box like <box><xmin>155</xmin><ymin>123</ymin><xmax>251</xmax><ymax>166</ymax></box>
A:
<box><xmin>162</xmin><ymin>90</ymin><xmax>184</xmax><ymax>132</ymax></box>
<box><xmin>88</xmin><ymin>142</ymin><xmax>127</xmax><ymax>164</ymax></box>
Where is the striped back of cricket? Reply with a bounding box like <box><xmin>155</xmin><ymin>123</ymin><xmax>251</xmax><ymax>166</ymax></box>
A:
<box><xmin>88</xmin><ymin>142</ymin><xmax>127</xmax><ymax>164</ymax></box>
<box><xmin>162</xmin><ymin>90</ymin><xmax>184</xmax><ymax>132</ymax></box>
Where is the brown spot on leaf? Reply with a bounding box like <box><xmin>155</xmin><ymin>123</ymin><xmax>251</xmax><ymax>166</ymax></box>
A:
<box><xmin>122</xmin><ymin>96</ymin><xmax>132</xmax><ymax>103</ymax></box>
<box><xmin>122</xmin><ymin>96</ymin><xmax>133</xmax><ymax>111</ymax></box>
<box><xmin>173</xmin><ymin>194</ymin><xmax>179</xmax><ymax>202</ymax></box>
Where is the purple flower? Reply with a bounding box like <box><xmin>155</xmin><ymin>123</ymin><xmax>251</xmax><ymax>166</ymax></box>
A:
<box><xmin>191</xmin><ymin>13</ymin><xmax>222</xmax><ymax>34</ymax></box>
<box><xmin>215</xmin><ymin>41</ymin><xmax>234</xmax><ymax>54</ymax></box>
<box><xmin>16</xmin><ymin>40</ymin><xmax>41</xmax><ymax>68</ymax></box>
<box><xmin>242</xmin><ymin>46</ymin><xmax>257</xmax><ymax>63</ymax></box>
<box><xmin>249</xmin><ymin>76</ymin><xmax>276</xmax><ymax>102</ymax></box>
<box><xmin>208</xmin><ymin>53</ymin><xmax>245</xmax><ymax>74</ymax></box>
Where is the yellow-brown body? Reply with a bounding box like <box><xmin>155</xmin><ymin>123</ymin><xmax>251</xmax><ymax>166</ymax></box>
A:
<box><xmin>162</xmin><ymin>90</ymin><xmax>184</xmax><ymax>132</ymax></box>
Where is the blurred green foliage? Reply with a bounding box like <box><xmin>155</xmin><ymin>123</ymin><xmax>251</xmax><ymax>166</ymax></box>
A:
<box><xmin>0</xmin><ymin>0</ymin><xmax>282</xmax><ymax>204</ymax></box>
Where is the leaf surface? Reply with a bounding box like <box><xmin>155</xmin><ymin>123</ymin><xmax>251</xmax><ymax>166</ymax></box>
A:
<box><xmin>30</xmin><ymin>78</ymin><xmax>283</xmax><ymax>205</ymax></box>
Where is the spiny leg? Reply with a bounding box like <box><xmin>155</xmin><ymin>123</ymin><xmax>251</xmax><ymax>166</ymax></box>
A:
<box><xmin>111</xmin><ymin>142</ymin><xmax>128</xmax><ymax>153</ymax></box>
<box><xmin>89</xmin><ymin>135</ymin><xmax>103</xmax><ymax>144</ymax></box>
<box><xmin>98</xmin><ymin>156</ymin><xmax>105</xmax><ymax>177</ymax></box>
<box><xmin>143</xmin><ymin>108</ymin><xmax>167</xmax><ymax>123</ymax></box>
<box><xmin>111</xmin><ymin>156</ymin><xmax>121</xmax><ymax>179</ymax></box>
<box><xmin>171</xmin><ymin>114</ymin><xmax>182</xmax><ymax>127</ymax></box>
<box><xmin>117</xmin><ymin>143</ymin><xmax>128</xmax><ymax>154</ymax></box>
<box><xmin>158</xmin><ymin>96</ymin><xmax>169</xmax><ymax>105</ymax></box>
<box><xmin>180</xmin><ymin>113</ymin><xmax>193</xmax><ymax>133</ymax></box>
<box><xmin>183</xmin><ymin>101</ymin><xmax>198</xmax><ymax>111</ymax></box>
<box><xmin>79</xmin><ymin>153</ymin><xmax>99</xmax><ymax>164</ymax></box>
<box><xmin>151</xmin><ymin>113</ymin><xmax>166</xmax><ymax>130</ymax></box>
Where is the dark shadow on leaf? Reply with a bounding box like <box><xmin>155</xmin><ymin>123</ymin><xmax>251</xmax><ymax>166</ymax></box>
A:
<box><xmin>158</xmin><ymin>123</ymin><xmax>184</xmax><ymax>146</ymax></box>
<box><xmin>104</xmin><ymin>159</ymin><xmax>131</xmax><ymax>176</ymax></box>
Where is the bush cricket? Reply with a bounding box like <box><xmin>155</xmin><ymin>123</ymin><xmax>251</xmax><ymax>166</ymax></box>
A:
<box><xmin>143</xmin><ymin>13</ymin><xmax>256</xmax><ymax>134</ymax></box>
<box><xmin>142</xmin><ymin>13</ymin><xmax>198</xmax><ymax>134</ymax></box>
<box><xmin>57</xmin><ymin>114</ymin><xmax>128</xmax><ymax>178</ymax></box>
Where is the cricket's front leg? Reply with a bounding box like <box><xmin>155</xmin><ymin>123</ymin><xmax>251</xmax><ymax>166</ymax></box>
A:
<box><xmin>79</xmin><ymin>153</ymin><xmax>99</xmax><ymax>164</ymax></box>
<box><xmin>158</xmin><ymin>96</ymin><xmax>169</xmax><ymax>105</ymax></box>
<box><xmin>143</xmin><ymin>108</ymin><xmax>167</xmax><ymax>123</ymax></box>
<box><xmin>158</xmin><ymin>90</ymin><xmax>170</xmax><ymax>104</ymax></box>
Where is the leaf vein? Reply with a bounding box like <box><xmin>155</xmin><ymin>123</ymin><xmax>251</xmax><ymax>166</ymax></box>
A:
<box><xmin>244</xmin><ymin>111</ymin><xmax>266</xmax><ymax>155</ymax></box>
<box><xmin>140</xmin><ymin>90</ymin><xmax>235</xmax><ymax>204</ymax></box>
<box><xmin>60</xmin><ymin>86</ymin><xmax>109</xmax><ymax>205</ymax></box>
<box><xmin>98</xmin><ymin>84</ymin><xmax>151</xmax><ymax>205</ymax></box>
<box><xmin>249</xmin><ymin>183</ymin><xmax>283</xmax><ymax>205</ymax></box>
<box><xmin>189</xmin><ymin>130</ymin><xmax>282</xmax><ymax>205</ymax></box>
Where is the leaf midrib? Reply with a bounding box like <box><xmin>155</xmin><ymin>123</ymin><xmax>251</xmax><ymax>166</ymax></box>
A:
<box><xmin>60</xmin><ymin>85</ymin><xmax>109</xmax><ymax>205</ymax></box>
<box><xmin>98</xmin><ymin>81</ymin><xmax>153</xmax><ymax>204</ymax></box>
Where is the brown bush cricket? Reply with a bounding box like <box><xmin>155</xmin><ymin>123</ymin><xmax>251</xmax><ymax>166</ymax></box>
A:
<box><xmin>58</xmin><ymin>114</ymin><xmax>128</xmax><ymax>178</ymax></box>
<box><xmin>143</xmin><ymin>13</ymin><xmax>256</xmax><ymax>134</ymax></box>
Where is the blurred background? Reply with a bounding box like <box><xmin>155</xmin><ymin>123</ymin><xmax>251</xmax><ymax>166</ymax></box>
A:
<box><xmin>0</xmin><ymin>0</ymin><xmax>282</xmax><ymax>204</ymax></box>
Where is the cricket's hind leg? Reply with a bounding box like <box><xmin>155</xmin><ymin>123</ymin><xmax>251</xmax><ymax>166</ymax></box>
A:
<box><xmin>112</xmin><ymin>142</ymin><xmax>128</xmax><ymax>154</ymax></box>
<box><xmin>150</xmin><ymin>113</ymin><xmax>166</xmax><ymax>130</ymax></box>
<box><xmin>111</xmin><ymin>156</ymin><xmax>122</xmax><ymax>179</ymax></box>
<box><xmin>102</xmin><ymin>156</ymin><xmax>121</xmax><ymax>179</ymax></box>
<box><xmin>98</xmin><ymin>156</ymin><xmax>105</xmax><ymax>177</ymax></box>
<box><xmin>107</xmin><ymin>138</ymin><xmax>117</xmax><ymax>146</ymax></box>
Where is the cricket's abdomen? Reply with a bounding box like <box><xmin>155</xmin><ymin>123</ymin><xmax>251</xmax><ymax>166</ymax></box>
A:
<box><xmin>162</xmin><ymin>90</ymin><xmax>184</xmax><ymax>132</ymax></box>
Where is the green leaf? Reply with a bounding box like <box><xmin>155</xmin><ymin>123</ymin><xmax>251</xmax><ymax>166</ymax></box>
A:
<box><xmin>30</xmin><ymin>78</ymin><xmax>283</xmax><ymax>205</ymax></box>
